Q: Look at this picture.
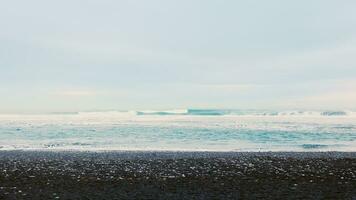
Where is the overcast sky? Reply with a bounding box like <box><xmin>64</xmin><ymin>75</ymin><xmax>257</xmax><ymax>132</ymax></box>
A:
<box><xmin>1</xmin><ymin>0</ymin><xmax>356</xmax><ymax>113</ymax></box>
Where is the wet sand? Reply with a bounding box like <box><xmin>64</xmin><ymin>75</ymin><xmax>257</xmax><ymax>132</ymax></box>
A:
<box><xmin>0</xmin><ymin>151</ymin><xmax>355</xmax><ymax>199</ymax></box>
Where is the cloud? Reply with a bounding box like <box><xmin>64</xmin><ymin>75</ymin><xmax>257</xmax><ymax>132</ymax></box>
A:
<box><xmin>51</xmin><ymin>89</ymin><xmax>98</xmax><ymax>97</ymax></box>
<box><xmin>197</xmin><ymin>84</ymin><xmax>268</xmax><ymax>91</ymax></box>
<box><xmin>283</xmin><ymin>80</ymin><xmax>356</xmax><ymax>109</ymax></box>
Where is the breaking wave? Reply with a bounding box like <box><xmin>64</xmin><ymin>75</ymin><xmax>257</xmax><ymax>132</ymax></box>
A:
<box><xmin>76</xmin><ymin>109</ymin><xmax>356</xmax><ymax>117</ymax></box>
<box><xmin>1</xmin><ymin>109</ymin><xmax>356</xmax><ymax>152</ymax></box>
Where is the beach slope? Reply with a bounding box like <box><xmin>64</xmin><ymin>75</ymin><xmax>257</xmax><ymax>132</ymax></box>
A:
<box><xmin>0</xmin><ymin>151</ymin><xmax>355</xmax><ymax>199</ymax></box>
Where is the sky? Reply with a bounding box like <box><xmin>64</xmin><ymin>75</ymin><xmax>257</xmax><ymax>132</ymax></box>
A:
<box><xmin>1</xmin><ymin>0</ymin><xmax>356</xmax><ymax>113</ymax></box>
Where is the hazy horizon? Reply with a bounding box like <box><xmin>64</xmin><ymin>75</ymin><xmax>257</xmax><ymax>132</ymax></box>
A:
<box><xmin>1</xmin><ymin>0</ymin><xmax>356</xmax><ymax>113</ymax></box>
<box><xmin>1</xmin><ymin>108</ymin><xmax>356</xmax><ymax>116</ymax></box>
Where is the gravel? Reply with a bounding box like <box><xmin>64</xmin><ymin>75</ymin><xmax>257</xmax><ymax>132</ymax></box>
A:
<box><xmin>0</xmin><ymin>151</ymin><xmax>355</xmax><ymax>199</ymax></box>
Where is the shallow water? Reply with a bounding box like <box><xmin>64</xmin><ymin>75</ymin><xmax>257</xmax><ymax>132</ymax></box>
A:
<box><xmin>0</xmin><ymin>110</ymin><xmax>355</xmax><ymax>151</ymax></box>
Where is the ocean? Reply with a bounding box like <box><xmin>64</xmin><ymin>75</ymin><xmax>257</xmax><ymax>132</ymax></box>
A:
<box><xmin>0</xmin><ymin>109</ymin><xmax>355</xmax><ymax>151</ymax></box>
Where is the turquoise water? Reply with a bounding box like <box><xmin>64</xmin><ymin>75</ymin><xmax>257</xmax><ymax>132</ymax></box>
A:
<box><xmin>0</xmin><ymin>110</ymin><xmax>355</xmax><ymax>151</ymax></box>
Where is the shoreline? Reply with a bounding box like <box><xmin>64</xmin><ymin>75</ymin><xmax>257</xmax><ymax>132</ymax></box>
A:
<box><xmin>1</xmin><ymin>150</ymin><xmax>356</xmax><ymax>158</ymax></box>
<box><xmin>0</xmin><ymin>151</ymin><xmax>355</xmax><ymax>199</ymax></box>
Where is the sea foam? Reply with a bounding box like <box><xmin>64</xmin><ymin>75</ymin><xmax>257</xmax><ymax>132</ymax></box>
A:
<box><xmin>0</xmin><ymin>109</ymin><xmax>355</xmax><ymax>151</ymax></box>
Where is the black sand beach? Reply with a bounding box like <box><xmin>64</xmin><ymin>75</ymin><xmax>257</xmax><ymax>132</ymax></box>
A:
<box><xmin>0</xmin><ymin>151</ymin><xmax>355</xmax><ymax>199</ymax></box>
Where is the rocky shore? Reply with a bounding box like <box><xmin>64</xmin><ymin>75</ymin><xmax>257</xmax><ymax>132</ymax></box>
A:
<box><xmin>0</xmin><ymin>151</ymin><xmax>355</xmax><ymax>199</ymax></box>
